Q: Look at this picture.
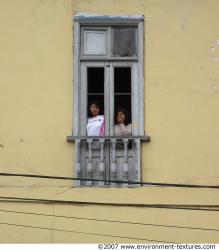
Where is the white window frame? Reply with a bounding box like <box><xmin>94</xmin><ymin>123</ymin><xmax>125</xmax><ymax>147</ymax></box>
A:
<box><xmin>73</xmin><ymin>14</ymin><xmax>145</xmax><ymax>137</ymax></box>
<box><xmin>71</xmin><ymin>14</ymin><xmax>146</xmax><ymax>186</ymax></box>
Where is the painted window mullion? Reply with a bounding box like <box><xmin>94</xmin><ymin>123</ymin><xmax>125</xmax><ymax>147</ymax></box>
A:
<box><xmin>105</xmin><ymin>63</ymin><xmax>110</xmax><ymax>136</ymax></box>
<box><xmin>80</xmin><ymin>63</ymin><xmax>88</xmax><ymax>136</ymax></box>
<box><xmin>132</xmin><ymin>62</ymin><xmax>139</xmax><ymax>136</ymax></box>
<box><xmin>109</xmin><ymin>63</ymin><xmax>114</xmax><ymax>136</ymax></box>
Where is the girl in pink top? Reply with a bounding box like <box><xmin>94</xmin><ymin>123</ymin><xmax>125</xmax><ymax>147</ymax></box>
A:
<box><xmin>115</xmin><ymin>108</ymin><xmax>132</xmax><ymax>136</ymax></box>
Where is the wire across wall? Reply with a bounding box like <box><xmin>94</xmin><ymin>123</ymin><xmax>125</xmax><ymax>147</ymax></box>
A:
<box><xmin>0</xmin><ymin>172</ymin><xmax>219</xmax><ymax>242</ymax></box>
<box><xmin>0</xmin><ymin>172</ymin><xmax>219</xmax><ymax>189</ymax></box>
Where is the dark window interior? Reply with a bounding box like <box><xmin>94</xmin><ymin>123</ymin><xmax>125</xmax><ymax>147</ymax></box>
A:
<box><xmin>87</xmin><ymin>67</ymin><xmax>132</xmax><ymax>123</ymax></box>
<box><xmin>88</xmin><ymin>68</ymin><xmax>104</xmax><ymax>93</ymax></box>
<box><xmin>114</xmin><ymin>68</ymin><xmax>131</xmax><ymax>93</ymax></box>
<box><xmin>87</xmin><ymin>67</ymin><xmax>104</xmax><ymax>116</ymax></box>
<box><xmin>114</xmin><ymin>67</ymin><xmax>132</xmax><ymax>124</ymax></box>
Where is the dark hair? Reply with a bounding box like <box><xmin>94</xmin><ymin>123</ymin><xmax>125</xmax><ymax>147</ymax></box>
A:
<box><xmin>115</xmin><ymin>107</ymin><xmax>130</xmax><ymax>126</ymax></box>
<box><xmin>88</xmin><ymin>100</ymin><xmax>101</xmax><ymax>117</ymax></box>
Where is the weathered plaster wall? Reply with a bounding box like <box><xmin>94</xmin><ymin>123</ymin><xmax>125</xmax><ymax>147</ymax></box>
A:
<box><xmin>143</xmin><ymin>0</ymin><xmax>219</xmax><ymax>184</ymax></box>
<box><xmin>0</xmin><ymin>0</ymin><xmax>219</xmax><ymax>243</ymax></box>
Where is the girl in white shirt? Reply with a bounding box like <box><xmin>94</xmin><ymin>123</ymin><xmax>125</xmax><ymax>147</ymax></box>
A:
<box><xmin>87</xmin><ymin>101</ymin><xmax>105</xmax><ymax>136</ymax></box>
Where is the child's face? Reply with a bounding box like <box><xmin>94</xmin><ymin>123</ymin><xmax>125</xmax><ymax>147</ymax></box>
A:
<box><xmin>117</xmin><ymin>111</ymin><xmax>125</xmax><ymax>124</ymax></box>
<box><xmin>90</xmin><ymin>104</ymin><xmax>100</xmax><ymax>117</ymax></box>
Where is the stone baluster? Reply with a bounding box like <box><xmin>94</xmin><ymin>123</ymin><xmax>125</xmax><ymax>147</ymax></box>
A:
<box><xmin>123</xmin><ymin>138</ymin><xmax>129</xmax><ymax>186</ymax></box>
<box><xmin>75</xmin><ymin>139</ymin><xmax>81</xmax><ymax>186</ymax></box>
<box><xmin>87</xmin><ymin>139</ymin><xmax>93</xmax><ymax>186</ymax></box>
<box><xmin>135</xmin><ymin>139</ymin><xmax>141</xmax><ymax>184</ymax></box>
<box><xmin>110</xmin><ymin>139</ymin><xmax>117</xmax><ymax>186</ymax></box>
<box><xmin>99</xmin><ymin>139</ymin><xmax>105</xmax><ymax>186</ymax></box>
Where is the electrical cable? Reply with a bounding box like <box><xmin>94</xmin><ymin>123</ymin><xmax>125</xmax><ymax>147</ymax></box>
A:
<box><xmin>0</xmin><ymin>196</ymin><xmax>219</xmax><ymax>211</ymax></box>
<box><xmin>0</xmin><ymin>221</ymin><xmax>179</xmax><ymax>243</ymax></box>
<box><xmin>0</xmin><ymin>172</ymin><xmax>219</xmax><ymax>189</ymax></box>
<box><xmin>0</xmin><ymin>208</ymin><xmax>218</xmax><ymax>232</ymax></box>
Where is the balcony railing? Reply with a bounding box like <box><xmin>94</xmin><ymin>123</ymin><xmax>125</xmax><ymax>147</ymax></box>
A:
<box><xmin>67</xmin><ymin>136</ymin><xmax>150</xmax><ymax>187</ymax></box>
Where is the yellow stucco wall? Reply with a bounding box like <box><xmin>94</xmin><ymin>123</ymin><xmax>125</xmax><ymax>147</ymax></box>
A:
<box><xmin>0</xmin><ymin>0</ymin><xmax>219</xmax><ymax>243</ymax></box>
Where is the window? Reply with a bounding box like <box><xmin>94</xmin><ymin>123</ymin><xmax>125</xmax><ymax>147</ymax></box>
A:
<box><xmin>67</xmin><ymin>14</ymin><xmax>150</xmax><ymax>187</ymax></box>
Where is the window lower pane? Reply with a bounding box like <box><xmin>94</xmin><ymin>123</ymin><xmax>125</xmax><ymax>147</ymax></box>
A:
<box><xmin>88</xmin><ymin>67</ymin><xmax>104</xmax><ymax>94</ymax></box>
<box><xmin>114</xmin><ymin>67</ymin><xmax>131</xmax><ymax>94</ymax></box>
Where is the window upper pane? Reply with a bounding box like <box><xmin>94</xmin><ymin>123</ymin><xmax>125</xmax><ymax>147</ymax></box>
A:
<box><xmin>83</xmin><ymin>30</ymin><xmax>107</xmax><ymax>55</ymax></box>
<box><xmin>112</xmin><ymin>28</ymin><xmax>137</xmax><ymax>57</ymax></box>
<box><xmin>81</xmin><ymin>26</ymin><xmax>138</xmax><ymax>59</ymax></box>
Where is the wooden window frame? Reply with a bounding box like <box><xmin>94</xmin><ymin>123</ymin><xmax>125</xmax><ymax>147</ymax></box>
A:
<box><xmin>71</xmin><ymin>14</ymin><xmax>146</xmax><ymax>186</ymax></box>
<box><xmin>73</xmin><ymin>14</ymin><xmax>145</xmax><ymax>136</ymax></box>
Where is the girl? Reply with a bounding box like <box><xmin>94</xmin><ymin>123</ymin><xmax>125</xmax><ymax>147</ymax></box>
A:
<box><xmin>87</xmin><ymin>101</ymin><xmax>105</xmax><ymax>136</ymax></box>
<box><xmin>115</xmin><ymin>107</ymin><xmax>132</xmax><ymax>136</ymax></box>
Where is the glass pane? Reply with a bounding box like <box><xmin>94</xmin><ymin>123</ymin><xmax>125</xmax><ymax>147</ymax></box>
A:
<box><xmin>114</xmin><ymin>67</ymin><xmax>131</xmax><ymax>93</ymax></box>
<box><xmin>112</xmin><ymin>28</ymin><xmax>137</xmax><ymax>57</ymax></box>
<box><xmin>114</xmin><ymin>95</ymin><xmax>132</xmax><ymax>123</ymax></box>
<box><xmin>84</xmin><ymin>30</ymin><xmax>107</xmax><ymax>55</ymax></box>
<box><xmin>88</xmin><ymin>68</ymin><xmax>104</xmax><ymax>93</ymax></box>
